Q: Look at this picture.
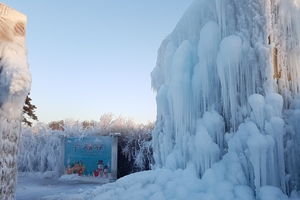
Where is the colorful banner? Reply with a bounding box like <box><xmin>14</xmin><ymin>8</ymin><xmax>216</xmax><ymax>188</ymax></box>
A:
<box><xmin>64</xmin><ymin>137</ymin><xmax>112</xmax><ymax>178</ymax></box>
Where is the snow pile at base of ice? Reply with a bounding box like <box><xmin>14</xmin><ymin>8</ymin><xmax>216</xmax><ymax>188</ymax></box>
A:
<box><xmin>40</xmin><ymin>160</ymin><xmax>299</xmax><ymax>200</ymax></box>
<box><xmin>41</xmin><ymin>163</ymin><xmax>251</xmax><ymax>200</ymax></box>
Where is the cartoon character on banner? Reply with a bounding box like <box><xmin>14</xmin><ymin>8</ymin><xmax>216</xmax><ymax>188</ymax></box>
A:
<box><xmin>66</xmin><ymin>160</ymin><xmax>86</xmax><ymax>176</ymax></box>
<box><xmin>103</xmin><ymin>166</ymin><xmax>108</xmax><ymax>178</ymax></box>
<box><xmin>93</xmin><ymin>160</ymin><xmax>103</xmax><ymax>177</ymax></box>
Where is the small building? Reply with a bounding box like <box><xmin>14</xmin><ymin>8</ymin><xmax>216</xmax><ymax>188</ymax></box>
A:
<box><xmin>62</xmin><ymin>134</ymin><xmax>119</xmax><ymax>183</ymax></box>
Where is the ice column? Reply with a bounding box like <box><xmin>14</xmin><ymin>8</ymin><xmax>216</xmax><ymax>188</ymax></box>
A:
<box><xmin>0</xmin><ymin>3</ymin><xmax>31</xmax><ymax>200</ymax></box>
<box><xmin>217</xmin><ymin>35</ymin><xmax>243</xmax><ymax>131</ymax></box>
<box><xmin>192</xmin><ymin>21</ymin><xmax>221</xmax><ymax>118</ymax></box>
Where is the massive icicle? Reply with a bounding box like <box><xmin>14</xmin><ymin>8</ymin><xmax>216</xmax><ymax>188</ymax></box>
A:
<box><xmin>0</xmin><ymin>3</ymin><xmax>31</xmax><ymax>200</ymax></box>
<box><xmin>151</xmin><ymin>0</ymin><xmax>300</xmax><ymax>198</ymax></box>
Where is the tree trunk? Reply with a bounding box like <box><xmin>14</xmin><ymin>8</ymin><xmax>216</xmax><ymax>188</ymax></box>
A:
<box><xmin>0</xmin><ymin>3</ymin><xmax>31</xmax><ymax>200</ymax></box>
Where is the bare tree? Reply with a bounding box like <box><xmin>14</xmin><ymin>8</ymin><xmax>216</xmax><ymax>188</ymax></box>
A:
<box><xmin>0</xmin><ymin>3</ymin><xmax>31</xmax><ymax>200</ymax></box>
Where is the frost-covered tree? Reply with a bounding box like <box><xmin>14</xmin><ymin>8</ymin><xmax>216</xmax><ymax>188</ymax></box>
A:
<box><xmin>0</xmin><ymin>3</ymin><xmax>31</xmax><ymax>199</ymax></box>
<box><xmin>48</xmin><ymin>120</ymin><xmax>64</xmax><ymax>131</ymax></box>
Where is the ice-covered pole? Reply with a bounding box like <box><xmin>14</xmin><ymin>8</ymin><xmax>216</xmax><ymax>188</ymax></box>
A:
<box><xmin>0</xmin><ymin>3</ymin><xmax>31</xmax><ymax>200</ymax></box>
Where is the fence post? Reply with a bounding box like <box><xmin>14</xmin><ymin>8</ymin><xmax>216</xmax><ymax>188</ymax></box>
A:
<box><xmin>110</xmin><ymin>133</ymin><xmax>120</xmax><ymax>182</ymax></box>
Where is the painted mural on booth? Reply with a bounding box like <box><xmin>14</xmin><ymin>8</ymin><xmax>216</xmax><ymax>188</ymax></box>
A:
<box><xmin>64</xmin><ymin>137</ymin><xmax>112</xmax><ymax>178</ymax></box>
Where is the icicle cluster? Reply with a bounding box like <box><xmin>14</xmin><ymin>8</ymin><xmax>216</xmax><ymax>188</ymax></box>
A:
<box><xmin>151</xmin><ymin>0</ymin><xmax>300</xmax><ymax>197</ymax></box>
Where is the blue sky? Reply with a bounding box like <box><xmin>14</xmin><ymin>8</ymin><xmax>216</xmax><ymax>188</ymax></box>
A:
<box><xmin>2</xmin><ymin>1</ymin><xmax>193</xmax><ymax>124</ymax></box>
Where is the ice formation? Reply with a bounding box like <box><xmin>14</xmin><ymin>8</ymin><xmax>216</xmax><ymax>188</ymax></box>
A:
<box><xmin>150</xmin><ymin>0</ymin><xmax>300</xmax><ymax>198</ymax></box>
<box><xmin>0</xmin><ymin>3</ymin><xmax>31</xmax><ymax>200</ymax></box>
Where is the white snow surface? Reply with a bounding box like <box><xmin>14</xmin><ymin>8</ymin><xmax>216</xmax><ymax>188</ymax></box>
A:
<box><xmin>16</xmin><ymin>0</ymin><xmax>300</xmax><ymax>199</ymax></box>
<box><xmin>16</xmin><ymin>172</ymin><xmax>104</xmax><ymax>200</ymax></box>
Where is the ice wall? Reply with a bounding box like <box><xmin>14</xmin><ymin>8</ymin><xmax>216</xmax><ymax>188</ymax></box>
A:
<box><xmin>151</xmin><ymin>0</ymin><xmax>300</xmax><ymax>197</ymax></box>
<box><xmin>0</xmin><ymin>3</ymin><xmax>31</xmax><ymax>199</ymax></box>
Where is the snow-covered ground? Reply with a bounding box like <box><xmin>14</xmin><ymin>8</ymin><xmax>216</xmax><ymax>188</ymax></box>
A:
<box><xmin>16</xmin><ymin>167</ymin><xmax>300</xmax><ymax>200</ymax></box>
<box><xmin>16</xmin><ymin>173</ymin><xmax>105</xmax><ymax>200</ymax></box>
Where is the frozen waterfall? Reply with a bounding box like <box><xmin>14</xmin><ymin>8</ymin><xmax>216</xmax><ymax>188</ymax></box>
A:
<box><xmin>151</xmin><ymin>0</ymin><xmax>300</xmax><ymax>198</ymax></box>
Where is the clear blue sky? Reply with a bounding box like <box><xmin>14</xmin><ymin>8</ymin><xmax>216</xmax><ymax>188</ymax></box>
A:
<box><xmin>2</xmin><ymin>1</ymin><xmax>193</xmax><ymax>124</ymax></box>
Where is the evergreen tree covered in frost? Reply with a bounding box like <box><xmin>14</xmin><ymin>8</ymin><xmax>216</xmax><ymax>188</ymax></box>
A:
<box><xmin>22</xmin><ymin>94</ymin><xmax>38</xmax><ymax>127</ymax></box>
<box><xmin>151</xmin><ymin>0</ymin><xmax>300</xmax><ymax>197</ymax></box>
<box><xmin>0</xmin><ymin>3</ymin><xmax>31</xmax><ymax>200</ymax></box>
